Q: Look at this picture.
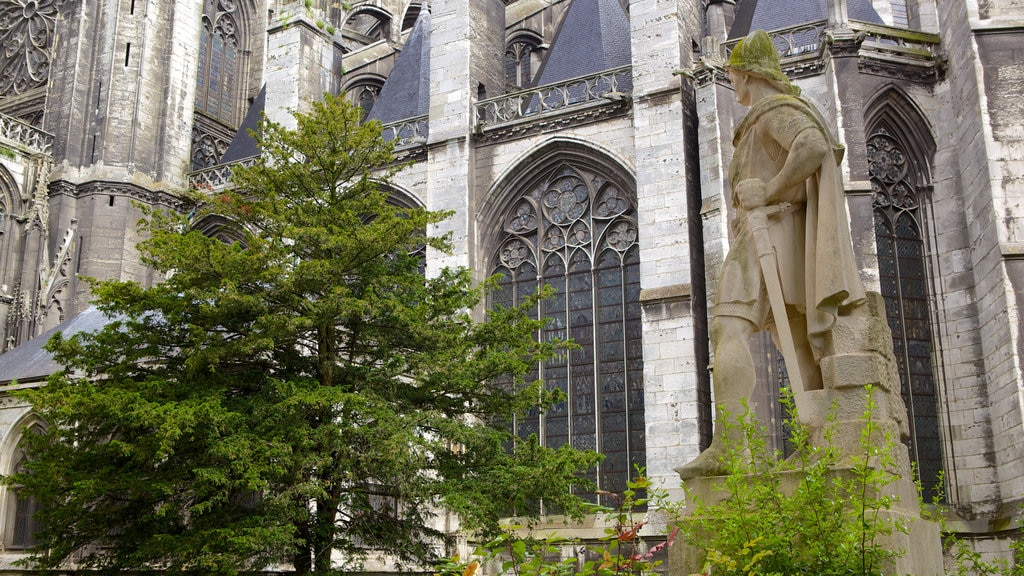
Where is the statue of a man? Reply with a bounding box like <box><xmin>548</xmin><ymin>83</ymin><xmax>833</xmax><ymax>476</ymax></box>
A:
<box><xmin>677</xmin><ymin>30</ymin><xmax>866</xmax><ymax>480</ymax></box>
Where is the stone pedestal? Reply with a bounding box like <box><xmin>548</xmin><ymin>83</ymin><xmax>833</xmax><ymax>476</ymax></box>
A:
<box><xmin>670</xmin><ymin>292</ymin><xmax>943</xmax><ymax>575</ymax></box>
<box><xmin>670</xmin><ymin>470</ymin><xmax>944</xmax><ymax>576</ymax></box>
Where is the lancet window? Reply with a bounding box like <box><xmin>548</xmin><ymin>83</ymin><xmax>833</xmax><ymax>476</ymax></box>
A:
<box><xmin>490</xmin><ymin>160</ymin><xmax>644</xmax><ymax>503</ymax></box>
<box><xmin>196</xmin><ymin>0</ymin><xmax>244</xmax><ymax>125</ymax></box>
<box><xmin>505</xmin><ymin>37</ymin><xmax>538</xmax><ymax>90</ymax></box>
<box><xmin>868</xmin><ymin>128</ymin><xmax>942</xmax><ymax>501</ymax></box>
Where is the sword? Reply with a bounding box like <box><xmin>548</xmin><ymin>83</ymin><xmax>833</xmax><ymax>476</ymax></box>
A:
<box><xmin>746</xmin><ymin>203</ymin><xmax>812</xmax><ymax>416</ymax></box>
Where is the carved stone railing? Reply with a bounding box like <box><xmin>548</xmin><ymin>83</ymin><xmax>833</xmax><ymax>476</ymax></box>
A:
<box><xmin>381</xmin><ymin>115</ymin><xmax>429</xmax><ymax>150</ymax></box>
<box><xmin>475</xmin><ymin>66</ymin><xmax>632</xmax><ymax>128</ymax></box>
<box><xmin>719</xmin><ymin>20</ymin><xmax>943</xmax><ymax>81</ymax></box>
<box><xmin>722</xmin><ymin>21</ymin><xmax>828</xmax><ymax>59</ymax></box>
<box><xmin>187</xmin><ymin>156</ymin><xmax>258</xmax><ymax>191</ymax></box>
<box><xmin>0</xmin><ymin>111</ymin><xmax>54</xmax><ymax>155</ymax></box>
<box><xmin>851</xmin><ymin>20</ymin><xmax>942</xmax><ymax>68</ymax></box>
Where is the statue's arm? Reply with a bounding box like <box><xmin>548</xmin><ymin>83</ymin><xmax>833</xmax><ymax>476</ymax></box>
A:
<box><xmin>762</xmin><ymin>127</ymin><xmax>830</xmax><ymax>204</ymax></box>
<box><xmin>735</xmin><ymin>107</ymin><xmax>830</xmax><ymax>210</ymax></box>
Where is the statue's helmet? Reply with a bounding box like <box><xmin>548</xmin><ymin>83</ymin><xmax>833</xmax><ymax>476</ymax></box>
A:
<box><xmin>726</xmin><ymin>30</ymin><xmax>799</xmax><ymax>94</ymax></box>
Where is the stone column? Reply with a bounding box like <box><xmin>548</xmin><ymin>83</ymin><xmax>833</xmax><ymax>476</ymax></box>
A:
<box><xmin>264</xmin><ymin>3</ymin><xmax>346</xmax><ymax>129</ymax></box>
<box><xmin>629</xmin><ymin>0</ymin><xmax>702</xmax><ymax>500</ymax></box>
<box><xmin>424</xmin><ymin>0</ymin><xmax>504</xmax><ymax>274</ymax></box>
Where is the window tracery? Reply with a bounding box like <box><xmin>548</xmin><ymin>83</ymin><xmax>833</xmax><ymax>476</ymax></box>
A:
<box><xmin>505</xmin><ymin>38</ymin><xmax>537</xmax><ymax>90</ymax></box>
<box><xmin>868</xmin><ymin>128</ymin><xmax>941</xmax><ymax>501</ymax></box>
<box><xmin>196</xmin><ymin>0</ymin><xmax>243</xmax><ymax>125</ymax></box>
<box><xmin>490</xmin><ymin>162</ymin><xmax>644</xmax><ymax>503</ymax></box>
<box><xmin>5</xmin><ymin>426</ymin><xmax>45</xmax><ymax>549</ymax></box>
<box><xmin>0</xmin><ymin>0</ymin><xmax>62</xmax><ymax>96</ymax></box>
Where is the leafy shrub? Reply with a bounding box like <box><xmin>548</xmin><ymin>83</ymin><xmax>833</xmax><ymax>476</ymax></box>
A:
<box><xmin>679</xmin><ymin>386</ymin><xmax>907</xmax><ymax>576</ymax></box>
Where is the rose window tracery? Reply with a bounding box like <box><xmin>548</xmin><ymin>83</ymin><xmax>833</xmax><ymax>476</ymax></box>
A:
<box><xmin>0</xmin><ymin>0</ymin><xmax>62</xmax><ymax>96</ymax></box>
<box><xmin>869</xmin><ymin>132</ymin><xmax>918</xmax><ymax>211</ymax></box>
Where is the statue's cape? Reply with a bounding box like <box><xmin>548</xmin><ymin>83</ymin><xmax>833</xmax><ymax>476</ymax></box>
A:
<box><xmin>736</xmin><ymin>95</ymin><xmax>865</xmax><ymax>357</ymax></box>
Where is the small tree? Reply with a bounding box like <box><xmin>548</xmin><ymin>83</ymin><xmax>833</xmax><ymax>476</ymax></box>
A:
<box><xmin>6</xmin><ymin>94</ymin><xmax>599</xmax><ymax>575</ymax></box>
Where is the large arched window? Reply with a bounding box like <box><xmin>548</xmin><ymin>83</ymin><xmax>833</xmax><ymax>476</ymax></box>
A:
<box><xmin>866</xmin><ymin>98</ymin><xmax>941</xmax><ymax>501</ymax></box>
<box><xmin>489</xmin><ymin>154</ymin><xmax>644</xmax><ymax>503</ymax></box>
<box><xmin>196</xmin><ymin>0</ymin><xmax>245</xmax><ymax>124</ymax></box>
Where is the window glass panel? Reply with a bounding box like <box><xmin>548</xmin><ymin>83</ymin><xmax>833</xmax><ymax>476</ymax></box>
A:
<box><xmin>490</xmin><ymin>161</ymin><xmax>643</xmax><ymax>503</ymax></box>
<box><xmin>869</xmin><ymin>129</ymin><xmax>942</xmax><ymax>502</ymax></box>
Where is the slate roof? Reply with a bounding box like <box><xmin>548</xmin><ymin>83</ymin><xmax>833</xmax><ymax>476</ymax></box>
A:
<box><xmin>0</xmin><ymin>307</ymin><xmax>112</xmax><ymax>384</ymax></box>
<box><xmin>365</xmin><ymin>10</ymin><xmax>431</xmax><ymax>124</ymax></box>
<box><xmin>729</xmin><ymin>0</ymin><xmax>884</xmax><ymax>39</ymax></box>
<box><xmin>221</xmin><ymin>84</ymin><xmax>265</xmax><ymax>163</ymax></box>
<box><xmin>532</xmin><ymin>0</ymin><xmax>632</xmax><ymax>87</ymax></box>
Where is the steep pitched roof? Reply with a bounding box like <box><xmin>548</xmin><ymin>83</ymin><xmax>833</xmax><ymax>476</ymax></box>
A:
<box><xmin>220</xmin><ymin>84</ymin><xmax>266</xmax><ymax>163</ymax></box>
<box><xmin>365</xmin><ymin>10</ymin><xmax>431</xmax><ymax>124</ymax></box>
<box><xmin>729</xmin><ymin>0</ymin><xmax>883</xmax><ymax>39</ymax></box>
<box><xmin>0</xmin><ymin>307</ymin><xmax>112</xmax><ymax>384</ymax></box>
<box><xmin>532</xmin><ymin>0</ymin><xmax>632</xmax><ymax>87</ymax></box>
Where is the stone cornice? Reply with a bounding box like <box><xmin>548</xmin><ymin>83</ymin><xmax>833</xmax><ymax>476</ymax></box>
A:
<box><xmin>48</xmin><ymin>180</ymin><xmax>188</xmax><ymax>211</ymax></box>
<box><xmin>474</xmin><ymin>100</ymin><xmax>631</xmax><ymax>146</ymax></box>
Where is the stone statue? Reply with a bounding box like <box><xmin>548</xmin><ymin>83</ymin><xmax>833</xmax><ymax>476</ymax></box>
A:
<box><xmin>676</xmin><ymin>30</ymin><xmax>866</xmax><ymax>480</ymax></box>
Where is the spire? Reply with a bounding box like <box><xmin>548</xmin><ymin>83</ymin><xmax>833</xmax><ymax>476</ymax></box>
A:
<box><xmin>365</xmin><ymin>10</ymin><xmax>431</xmax><ymax>124</ymax></box>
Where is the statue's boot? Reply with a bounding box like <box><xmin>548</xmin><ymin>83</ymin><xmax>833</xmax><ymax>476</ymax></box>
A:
<box><xmin>674</xmin><ymin>440</ymin><xmax>729</xmax><ymax>480</ymax></box>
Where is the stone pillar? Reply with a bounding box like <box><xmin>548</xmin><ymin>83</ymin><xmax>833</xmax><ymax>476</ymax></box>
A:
<box><xmin>629</xmin><ymin>0</ymin><xmax>702</xmax><ymax>500</ymax></box>
<box><xmin>44</xmin><ymin>0</ymin><xmax>201</xmax><ymax>189</ymax></box>
<box><xmin>424</xmin><ymin>0</ymin><xmax>504</xmax><ymax>274</ymax></box>
<box><xmin>42</xmin><ymin>0</ymin><xmax>201</xmax><ymax>320</ymax></box>
<box><xmin>264</xmin><ymin>3</ymin><xmax>346</xmax><ymax>129</ymax></box>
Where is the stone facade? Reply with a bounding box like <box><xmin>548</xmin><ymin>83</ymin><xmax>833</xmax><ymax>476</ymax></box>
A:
<box><xmin>0</xmin><ymin>0</ymin><xmax>1021</xmax><ymax>569</ymax></box>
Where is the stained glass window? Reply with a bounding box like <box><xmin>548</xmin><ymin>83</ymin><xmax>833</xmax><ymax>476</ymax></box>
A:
<box><xmin>868</xmin><ymin>129</ymin><xmax>942</xmax><ymax>501</ymax></box>
<box><xmin>7</xmin><ymin>430</ymin><xmax>44</xmax><ymax>548</ymax></box>
<box><xmin>491</xmin><ymin>162</ymin><xmax>644</xmax><ymax>504</ymax></box>
<box><xmin>196</xmin><ymin>0</ymin><xmax>242</xmax><ymax>125</ymax></box>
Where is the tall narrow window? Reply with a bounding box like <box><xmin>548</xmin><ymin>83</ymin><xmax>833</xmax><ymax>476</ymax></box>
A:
<box><xmin>6</xmin><ymin>427</ymin><xmax>45</xmax><ymax>548</ymax></box>
<box><xmin>868</xmin><ymin>128</ymin><xmax>941</xmax><ymax>501</ymax></box>
<box><xmin>196</xmin><ymin>0</ymin><xmax>242</xmax><ymax>125</ymax></box>
<box><xmin>505</xmin><ymin>39</ymin><xmax>537</xmax><ymax>90</ymax></box>
<box><xmin>491</xmin><ymin>161</ymin><xmax>644</xmax><ymax>504</ymax></box>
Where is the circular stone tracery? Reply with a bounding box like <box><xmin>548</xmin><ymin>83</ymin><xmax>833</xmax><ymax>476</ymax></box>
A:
<box><xmin>0</xmin><ymin>0</ymin><xmax>61</xmax><ymax>96</ymax></box>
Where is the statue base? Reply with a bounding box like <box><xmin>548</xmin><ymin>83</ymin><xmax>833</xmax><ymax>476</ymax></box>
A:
<box><xmin>669</xmin><ymin>470</ymin><xmax>943</xmax><ymax>576</ymax></box>
<box><xmin>670</xmin><ymin>293</ymin><xmax>943</xmax><ymax>574</ymax></box>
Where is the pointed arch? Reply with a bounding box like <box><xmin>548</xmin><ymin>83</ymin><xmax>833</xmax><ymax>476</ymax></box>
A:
<box><xmin>400</xmin><ymin>2</ymin><xmax>421</xmax><ymax>31</ymax></box>
<box><xmin>192</xmin><ymin>214</ymin><xmax>246</xmax><ymax>245</ymax></box>
<box><xmin>343</xmin><ymin>74</ymin><xmax>387</xmax><ymax>119</ymax></box>
<box><xmin>483</xmin><ymin>140</ymin><xmax>642</xmax><ymax>504</ymax></box>
<box><xmin>1</xmin><ymin>414</ymin><xmax>46</xmax><ymax>548</ymax></box>
<box><xmin>341</xmin><ymin>5</ymin><xmax>393</xmax><ymax>51</ymax></box>
<box><xmin>864</xmin><ymin>86</ymin><xmax>943</xmax><ymax>501</ymax></box>
<box><xmin>195</xmin><ymin>0</ymin><xmax>259</xmax><ymax>128</ymax></box>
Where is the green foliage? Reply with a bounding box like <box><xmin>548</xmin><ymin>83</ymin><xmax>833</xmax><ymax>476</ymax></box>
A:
<box><xmin>4</xmin><ymin>94</ymin><xmax>599</xmax><ymax>575</ymax></box>
<box><xmin>681</xmin><ymin>386</ymin><xmax>907</xmax><ymax>576</ymax></box>
<box><xmin>924</xmin><ymin>473</ymin><xmax>1023</xmax><ymax>576</ymax></box>
<box><xmin>437</xmin><ymin>469</ymin><xmax>679</xmax><ymax>576</ymax></box>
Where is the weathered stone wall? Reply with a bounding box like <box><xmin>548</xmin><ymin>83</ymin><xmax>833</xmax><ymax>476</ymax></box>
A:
<box><xmin>424</xmin><ymin>0</ymin><xmax>505</xmax><ymax>275</ymax></box>
<box><xmin>934</xmin><ymin>0</ymin><xmax>1024</xmax><ymax>522</ymax></box>
<box><xmin>627</xmin><ymin>0</ymin><xmax>703</xmax><ymax>499</ymax></box>
<box><xmin>45</xmin><ymin>0</ymin><xmax>201</xmax><ymax>189</ymax></box>
<box><xmin>265</xmin><ymin>7</ymin><xmax>346</xmax><ymax>129</ymax></box>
